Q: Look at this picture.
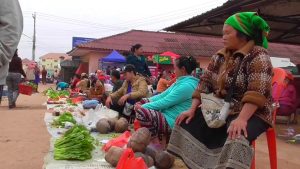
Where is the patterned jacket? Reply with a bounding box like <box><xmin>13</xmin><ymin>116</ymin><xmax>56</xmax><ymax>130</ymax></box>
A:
<box><xmin>192</xmin><ymin>41</ymin><xmax>273</xmax><ymax>125</ymax></box>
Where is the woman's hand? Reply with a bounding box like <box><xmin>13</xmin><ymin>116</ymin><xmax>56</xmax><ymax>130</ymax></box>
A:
<box><xmin>227</xmin><ymin>117</ymin><xmax>248</xmax><ymax>140</ymax></box>
<box><xmin>176</xmin><ymin>109</ymin><xmax>196</xmax><ymax>125</ymax></box>
<box><xmin>118</xmin><ymin>94</ymin><xmax>129</xmax><ymax>106</ymax></box>
<box><xmin>105</xmin><ymin>96</ymin><xmax>113</xmax><ymax>108</ymax></box>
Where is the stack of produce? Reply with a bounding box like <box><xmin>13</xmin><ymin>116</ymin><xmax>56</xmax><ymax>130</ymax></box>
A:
<box><xmin>96</xmin><ymin>117</ymin><xmax>129</xmax><ymax>134</ymax></box>
<box><xmin>26</xmin><ymin>82</ymin><xmax>38</xmax><ymax>92</ymax></box>
<box><xmin>46</xmin><ymin>89</ymin><xmax>71</xmax><ymax>104</ymax></box>
<box><xmin>54</xmin><ymin>125</ymin><xmax>95</xmax><ymax>161</ymax></box>
<box><xmin>57</xmin><ymin>90</ymin><xmax>70</xmax><ymax>98</ymax></box>
<box><xmin>52</xmin><ymin>112</ymin><xmax>77</xmax><ymax>127</ymax></box>
<box><xmin>105</xmin><ymin>127</ymin><xmax>175</xmax><ymax>169</ymax></box>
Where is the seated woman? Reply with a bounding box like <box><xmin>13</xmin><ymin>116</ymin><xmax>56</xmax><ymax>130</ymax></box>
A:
<box><xmin>134</xmin><ymin>56</ymin><xmax>199</xmax><ymax>141</ymax></box>
<box><xmin>88</xmin><ymin>79</ymin><xmax>105</xmax><ymax>101</ymax></box>
<box><xmin>273</xmin><ymin>71</ymin><xmax>297</xmax><ymax>116</ymax></box>
<box><xmin>167</xmin><ymin>12</ymin><xmax>273</xmax><ymax>169</ymax></box>
<box><xmin>105</xmin><ymin>64</ymin><xmax>148</xmax><ymax>119</ymax></box>
<box><xmin>76</xmin><ymin>73</ymin><xmax>90</xmax><ymax>93</ymax></box>
<box><xmin>156</xmin><ymin>71</ymin><xmax>170</xmax><ymax>94</ymax></box>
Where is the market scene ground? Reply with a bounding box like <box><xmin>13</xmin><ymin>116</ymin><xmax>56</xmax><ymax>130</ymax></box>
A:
<box><xmin>1</xmin><ymin>0</ymin><xmax>300</xmax><ymax>169</ymax></box>
<box><xmin>0</xmin><ymin>84</ymin><xmax>299</xmax><ymax>169</ymax></box>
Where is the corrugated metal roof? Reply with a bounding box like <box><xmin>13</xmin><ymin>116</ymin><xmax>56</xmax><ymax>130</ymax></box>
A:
<box><xmin>164</xmin><ymin>0</ymin><xmax>300</xmax><ymax>45</ymax></box>
<box><xmin>68</xmin><ymin>30</ymin><xmax>300</xmax><ymax>63</ymax></box>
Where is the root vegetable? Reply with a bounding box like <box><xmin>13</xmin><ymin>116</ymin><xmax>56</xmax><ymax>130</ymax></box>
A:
<box><xmin>155</xmin><ymin>151</ymin><xmax>175</xmax><ymax>169</ymax></box>
<box><xmin>114</xmin><ymin>118</ymin><xmax>129</xmax><ymax>133</ymax></box>
<box><xmin>134</xmin><ymin>152</ymin><xmax>154</xmax><ymax>167</ymax></box>
<box><xmin>96</xmin><ymin>119</ymin><xmax>111</xmax><ymax>134</ymax></box>
<box><xmin>105</xmin><ymin>146</ymin><xmax>124</xmax><ymax>167</ymax></box>
<box><xmin>145</xmin><ymin>145</ymin><xmax>161</xmax><ymax>159</ymax></box>
<box><xmin>107</xmin><ymin>118</ymin><xmax>117</xmax><ymax>131</ymax></box>
<box><xmin>127</xmin><ymin>127</ymin><xmax>151</xmax><ymax>153</ymax></box>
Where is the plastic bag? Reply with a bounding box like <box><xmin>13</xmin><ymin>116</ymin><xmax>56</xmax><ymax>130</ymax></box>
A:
<box><xmin>82</xmin><ymin>100</ymin><xmax>99</xmax><ymax>109</ymax></box>
<box><xmin>116</xmin><ymin>148</ymin><xmax>148</xmax><ymax>169</ymax></box>
<box><xmin>102</xmin><ymin>131</ymin><xmax>131</xmax><ymax>152</ymax></box>
<box><xmin>96</xmin><ymin>105</ymin><xmax>119</xmax><ymax>119</ymax></box>
<box><xmin>133</xmin><ymin>119</ymin><xmax>141</xmax><ymax>131</ymax></box>
<box><xmin>82</xmin><ymin>104</ymin><xmax>119</xmax><ymax>130</ymax></box>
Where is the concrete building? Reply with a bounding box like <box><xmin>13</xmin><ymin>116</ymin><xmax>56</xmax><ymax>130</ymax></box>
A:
<box><xmin>39</xmin><ymin>53</ymin><xmax>72</xmax><ymax>76</ymax></box>
<box><xmin>68</xmin><ymin>30</ymin><xmax>300</xmax><ymax>74</ymax></box>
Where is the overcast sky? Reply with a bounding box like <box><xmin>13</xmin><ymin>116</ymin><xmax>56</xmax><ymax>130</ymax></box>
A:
<box><xmin>18</xmin><ymin>0</ymin><xmax>227</xmax><ymax>60</ymax></box>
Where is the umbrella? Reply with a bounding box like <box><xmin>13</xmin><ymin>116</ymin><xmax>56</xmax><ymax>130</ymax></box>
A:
<box><xmin>160</xmin><ymin>51</ymin><xmax>180</xmax><ymax>60</ymax></box>
<box><xmin>153</xmin><ymin>51</ymin><xmax>180</xmax><ymax>65</ymax></box>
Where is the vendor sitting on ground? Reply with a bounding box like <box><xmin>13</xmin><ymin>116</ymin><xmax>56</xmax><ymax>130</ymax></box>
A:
<box><xmin>134</xmin><ymin>56</ymin><xmax>199</xmax><ymax>142</ymax></box>
<box><xmin>105</xmin><ymin>64</ymin><xmax>148</xmax><ymax>119</ymax></box>
<box><xmin>56</xmin><ymin>81</ymin><xmax>69</xmax><ymax>90</ymax></box>
<box><xmin>76</xmin><ymin>73</ymin><xmax>90</xmax><ymax>93</ymax></box>
<box><xmin>87</xmin><ymin>79</ymin><xmax>105</xmax><ymax>101</ymax></box>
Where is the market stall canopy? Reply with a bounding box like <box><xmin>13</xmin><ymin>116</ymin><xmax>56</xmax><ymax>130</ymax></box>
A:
<box><xmin>153</xmin><ymin>55</ymin><xmax>172</xmax><ymax>64</ymax></box>
<box><xmin>153</xmin><ymin>51</ymin><xmax>180</xmax><ymax>64</ymax></box>
<box><xmin>164</xmin><ymin>0</ymin><xmax>300</xmax><ymax>45</ymax></box>
<box><xmin>102</xmin><ymin>50</ymin><xmax>126</xmax><ymax>63</ymax></box>
<box><xmin>160</xmin><ymin>51</ymin><xmax>180</xmax><ymax>59</ymax></box>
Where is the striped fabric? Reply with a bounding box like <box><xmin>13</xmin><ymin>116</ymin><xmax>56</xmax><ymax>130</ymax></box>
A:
<box><xmin>134</xmin><ymin>98</ymin><xmax>171</xmax><ymax>139</ymax></box>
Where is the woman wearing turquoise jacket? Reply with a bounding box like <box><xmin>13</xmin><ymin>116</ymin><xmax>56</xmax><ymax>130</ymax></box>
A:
<box><xmin>134</xmin><ymin>56</ymin><xmax>199</xmax><ymax>141</ymax></box>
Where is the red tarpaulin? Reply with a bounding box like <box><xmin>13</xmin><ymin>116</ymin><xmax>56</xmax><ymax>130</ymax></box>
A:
<box><xmin>75</xmin><ymin>63</ymin><xmax>88</xmax><ymax>75</ymax></box>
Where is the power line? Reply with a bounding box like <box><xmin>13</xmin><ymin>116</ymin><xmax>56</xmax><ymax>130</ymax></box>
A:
<box><xmin>37</xmin><ymin>12</ymin><xmax>129</xmax><ymax>30</ymax></box>
<box><xmin>116</xmin><ymin>0</ymin><xmax>225</xmax><ymax>27</ymax></box>
<box><xmin>22</xmin><ymin>0</ymin><xmax>226</xmax><ymax>32</ymax></box>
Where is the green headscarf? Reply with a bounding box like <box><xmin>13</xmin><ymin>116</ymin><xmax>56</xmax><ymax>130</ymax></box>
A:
<box><xmin>225</xmin><ymin>12</ymin><xmax>270</xmax><ymax>49</ymax></box>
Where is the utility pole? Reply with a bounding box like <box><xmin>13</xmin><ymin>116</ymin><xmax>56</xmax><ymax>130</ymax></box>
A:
<box><xmin>32</xmin><ymin>12</ymin><xmax>36</xmax><ymax>61</ymax></box>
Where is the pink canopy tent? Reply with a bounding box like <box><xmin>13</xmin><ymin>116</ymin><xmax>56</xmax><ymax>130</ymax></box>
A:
<box><xmin>160</xmin><ymin>51</ymin><xmax>180</xmax><ymax>61</ymax></box>
<box><xmin>152</xmin><ymin>51</ymin><xmax>180</xmax><ymax>76</ymax></box>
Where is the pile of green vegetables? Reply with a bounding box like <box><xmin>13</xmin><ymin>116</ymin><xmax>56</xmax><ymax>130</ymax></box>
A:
<box><xmin>26</xmin><ymin>82</ymin><xmax>38</xmax><ymax>89</ymax></box>
<box><xmin>54</xmin><ymin>125</ymin><xmax>95</xmax><ymax>161</ymax></box>
<box><xmin>52</xmin><ymin>112</ymin><xmax>76</xmax><ymax>127</ymax></box>
<box><xmin>44</xmin><ymin>88</ymin><xmax>70</xmax><ymax>100</ymax></box>
<box><xmin>58</xmin><ymin>90</ymin><xmax>70</xmax><ymax>97</ymax></box>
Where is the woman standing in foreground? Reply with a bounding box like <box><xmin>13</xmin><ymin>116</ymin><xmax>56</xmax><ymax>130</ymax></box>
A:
<box><xmin>167</xmin><ymin>12</ymin><xmax>273</xmax><ymax>169</ymax></box>
<box><xmin>6</xmin><ymin>50</ymin><xmax>27</xmax><ymax>109</ymax></box>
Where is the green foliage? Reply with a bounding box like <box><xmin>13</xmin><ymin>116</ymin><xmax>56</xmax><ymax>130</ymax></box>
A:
<box><xmin>52</xmin><ymin>112</ymin><xmax>76</xmax><ymax>127</ymax></box>
<box><xmin>54</xmin><ymin>125</ymin><xmax>95</xmax><ymax>161</ymax></box>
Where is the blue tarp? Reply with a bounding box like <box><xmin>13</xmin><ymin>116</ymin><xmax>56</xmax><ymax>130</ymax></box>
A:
<box><xmin>102</xmin><ymin>50</ymin><xmax>126</xmax><ymax>63</ymax></box>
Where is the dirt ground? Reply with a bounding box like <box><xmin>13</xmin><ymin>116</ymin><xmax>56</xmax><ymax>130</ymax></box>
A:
<box><xmin>0</xmin><ymin>84</ymin><xmax>299</xmax><ymax>169</ymax></box>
